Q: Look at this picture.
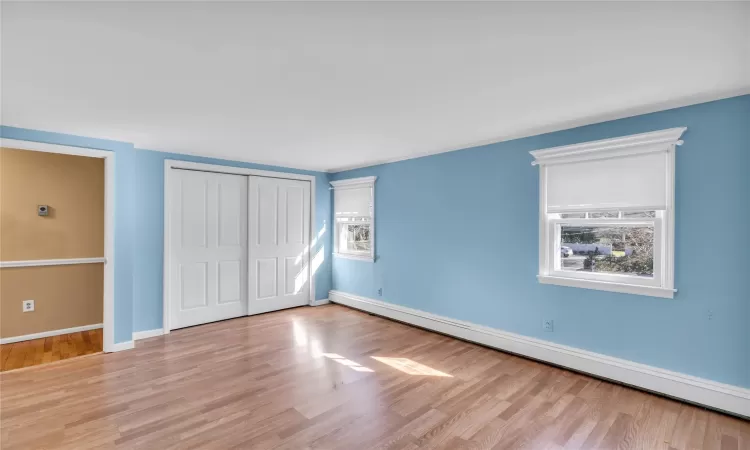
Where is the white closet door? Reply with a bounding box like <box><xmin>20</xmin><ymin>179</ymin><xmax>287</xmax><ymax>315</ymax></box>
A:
<box><xmin>248</xmin><ymin>176</ymin><xmax>311</xmax><ymax>315</ymax></box>
<box><xmin>169</xmin><ymin>170</ymin><xmax>248</xmax><ymax>329</ymax></box>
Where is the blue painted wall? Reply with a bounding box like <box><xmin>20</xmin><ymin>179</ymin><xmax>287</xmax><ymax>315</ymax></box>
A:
<box><xmin>331</xmin><ymin>95</ymin><xmax>750</xmax><ymax>388</ymax></box>
<box><xmin>0</xmin><ymin>126</ymin><xmax>332</xmax><ymax>341</ymax></box>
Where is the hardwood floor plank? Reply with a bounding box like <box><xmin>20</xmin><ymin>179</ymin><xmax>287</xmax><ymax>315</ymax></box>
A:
<box><xmin>0</xmin><ymin>305</ymin><xmax>746</xmax><ymax>449</ymax></box>
<box><xmin>0</xmin><ymin>329</ymin><xmax>103</xmax><ymax>372</ymax></box>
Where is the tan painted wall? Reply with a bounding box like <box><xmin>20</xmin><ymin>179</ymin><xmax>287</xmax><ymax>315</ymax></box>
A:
<box><xmin>0</xmin><ymin>265</ymin><xmax>104</xmax><ymax>338</ymax></box>
<box><xmin>0</xmin><ymin>148</ymin><xmax>104</xmax><ymax>338</ymax></box>
<box><xmin>0</xmin><ymin>147</ymin><xmax>104</xmax><ymax>260</ymax></box>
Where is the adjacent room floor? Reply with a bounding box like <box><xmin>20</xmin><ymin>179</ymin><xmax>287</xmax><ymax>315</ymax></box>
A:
<box><xmin>0</xmin><ymin>305</ymin><xmax>746</xmax><ymax>449</ymax></box>
<box><xmin>0</xmin><ymin>328</ymin><xmax>103</xmax><ymax>372</ymax></box>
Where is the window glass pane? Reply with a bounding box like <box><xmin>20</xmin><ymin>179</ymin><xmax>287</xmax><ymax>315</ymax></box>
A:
<box><xmin>560</xmin><ymin>212</ymin><xmax>585</xmax><ymax>219</ymax></box>
<box><xmin>340</xmin><ymin>223</ymin><xmax>370</xmax><ymax>253</ymax></box>
<box><xmin>622</xmin><ymin>210</ymin><xmax>656</xmax><ymax>218</ymax></box>
<box><xmin>337</xmin><ymin>216</ymin><xmax>370</xmax><ymax>223</ymax></box>
<box><xmin>559</xmin><ymin>224</ymin><xmax>654</xmax><ymax>277</ymax></box>
<box><xmin>588</xmin><ymin>211</ymin><xmax>619</xmax><ymax>218</ymax></box>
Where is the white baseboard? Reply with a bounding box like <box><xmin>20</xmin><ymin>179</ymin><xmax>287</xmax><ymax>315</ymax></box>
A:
<box><xmin>309</xmin><ymin>298</ymin><xmax>331</xmax><ymax>307</ymax></box>
<box><xmin>329</xmin><ymin>290</ymin><xmax>750</xmax><ymax>418</ymax></box>
<box><xmin>0</xmin><ymin>323</ymin><xmax>103</xmax><ymax>345</ymax></box>
<box><xmin>133</xmin><ymin>328</ymin><xmax>164</xmax><ymax>340</ymax></box>
<box><xmin>106</xmin><ymin>340</ymin><xmax>134</xmax><ymax>353</ymax></box>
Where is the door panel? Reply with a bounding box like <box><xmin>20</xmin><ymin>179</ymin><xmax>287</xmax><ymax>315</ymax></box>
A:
<box><xmin>218</xmin><ymin>260</ymin><xmax>241</xmax><ymax>304</ymax></box>
<box><xmin>286</xmin><ymin>186</ymin><xmax>304</xmax><ymax>244</ymax></box>
<box><xmin>181</xmin><ymin>178</ymin><xmax>208</xmax><ymax>248</ymax></box>
<box><xmin>181</xmin><ymin>263</ymin><xmax>207</xmax><ymax>309</ymax></box>
<box><xmin>257</xmin><ymin>183</ymin><xmax>278</xmax><ymax>245</ymax></box>
<box><xmin>256</xmin><ymin>257</ymin><xmax>278</xmax><ymax>299</ymax></box>
<box><xmin>248</xmin><ymin>176</ymin><xmax>310</xmax><ymax>315</ymax></box>
<box><xmin>169</xmin><ymin>170</ymin><xmax>248</xmax><ymax>329</ymax></box>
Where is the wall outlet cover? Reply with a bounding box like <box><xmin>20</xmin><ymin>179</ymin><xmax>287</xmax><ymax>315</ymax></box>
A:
<box><xmin>23</xmin><ymin>300</ymin><xmax>35</xmax><ymax>312</ymax></box>
<box><xmin>543</xmin><ymin>319</ymin><xmax>554</xmax><ymax>332</ymax></box>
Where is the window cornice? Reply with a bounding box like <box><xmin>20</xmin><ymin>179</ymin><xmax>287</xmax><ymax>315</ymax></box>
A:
<box><xmin>330</xmin><ymin>176</ymin><xmax>377</xmax><ymax>188</ymax></box>
<box><xmin>530</xmin><ymin>127</ymin><xmax>686</xmax><ymax>166</ymax></box>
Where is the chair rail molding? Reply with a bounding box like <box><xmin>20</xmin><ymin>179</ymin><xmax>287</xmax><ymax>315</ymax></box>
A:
<box><xmin>0</xmin><ymin>257</ymin><xmax>106</xmax><ymax>268</ymax></box>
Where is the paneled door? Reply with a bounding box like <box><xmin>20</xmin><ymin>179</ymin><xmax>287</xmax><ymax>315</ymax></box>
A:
<box><xmin>248</xmin><ymin>176</ymin><xmax>311</xmax><ymax>315</ymax></box>
<box><xmin>169</xmin><ymin>170</ymin><xmax>248</xmax><ymax>329</ymax></box>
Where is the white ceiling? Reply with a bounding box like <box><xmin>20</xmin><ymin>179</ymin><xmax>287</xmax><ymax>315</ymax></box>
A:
<box><xmin>2</xmin><ymin>2</ymin><xmax>748</xmax><ymax>172</ymax></box>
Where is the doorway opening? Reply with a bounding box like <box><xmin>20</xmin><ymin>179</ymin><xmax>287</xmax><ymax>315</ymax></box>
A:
<box><xmin>0</xmin><ymin>141</ymin><xmax>115</xmax><ymax>371</ymax></box>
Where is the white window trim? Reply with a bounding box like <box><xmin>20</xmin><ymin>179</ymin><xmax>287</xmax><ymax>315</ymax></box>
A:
<box><xmin>530</xmin><ymin>127</ymin><xmax>686</xmax><ymax>299</ymax></box>
<box><xmin>331</xmin><ymin>176</ymin><xmax>377</xmax><ymax>262</ymax></box>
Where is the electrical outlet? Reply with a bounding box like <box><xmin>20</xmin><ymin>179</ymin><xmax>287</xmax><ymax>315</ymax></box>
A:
<box><xmin>377</xmin><ymin>288</ymin><xmax>383</xmax><ymax>297</ymax></box>
<box><xmin>23</xmin><ymin>300</ymin><xmax>35</xmax><ymax>312</ymax></box>
<box><xmin>543</xmin><ymin>319</ymin><xmax>554</xmax><ymax>332</ymax></box>
<box><xmin>707</xmin><ymin>310</ymin><xmax>713</xmax><ymax>320</ymax></box>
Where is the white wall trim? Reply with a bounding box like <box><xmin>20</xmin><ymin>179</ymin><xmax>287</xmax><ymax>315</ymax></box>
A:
<box><xmin>333</xmin><ymin>253</ymin><xmax>375</xmax><ymax>262</ymax></box>
<box><xmin>0</xmin><ymin>138</ymin><xmax>113</xmax><ymax>159</ymax></box>
<box><xmin>0</xmin><ymin>323</ymin><xmax>103</xmax><ymax>345</ymax></box>
<box><xmin>309</xmin><ymin>298</ymin><xmax>330</xmax><ymax>307</ymax></box>
<box><xmin>135</xmin><ymin>147</ymin><xmax>328</xmax><ymax>173</ymax></box>
<box><xmin>163</xmin><ymin>159</ymin><xmax>317</xmax><ymax>334</ymax></box>
<box><xmin>529</xmin><ymin>127</ymin><xmax>686</xmax><ymax>166</ymax></box>
<box><xmin>329</xmin><ymin>176</ymin><xmax>377</xmax><ymax>188</ymax></box>
<box><xmin>538</xmin><ymin>275</ymin><xmax>676</xmax><ymax>299</ymax></box>
<box><xmin>164</xmin><ymin>159</ymin><xmax>318</xmax><ymax>182</ymax></box>
<box><xmin>1</xmin><ymin>138</ymin><xmax>118</xmax><ymax>353</ymax></box>
<box><xmin>133</xmin><ymin>328</ymin><xmax>164</xmax><ymax>340</ymax></box>
<box><xmin>109</xmin><ymin>340</ymin><xmax>135</xmax><ymax>352</ymax></box>
<box><xmin>329</xmin><ymin>290</ymin><xmax>750</xmax><ymax>418</ymax></box>
<box><xmin>0</xmin><ymin>257</ymin><xmax>106</xmax><ymax>268</ymax></box>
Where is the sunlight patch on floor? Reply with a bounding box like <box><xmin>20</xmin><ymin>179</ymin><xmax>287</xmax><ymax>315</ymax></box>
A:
<box><xmin>323</xmin><ymin>353</ymin><xmax>374</xmax><ymax>373</ymax></box>
<box><xmin>371</xmin><ymin>357</ymin><xmax>452</xmax><ymax>377</ymax></box>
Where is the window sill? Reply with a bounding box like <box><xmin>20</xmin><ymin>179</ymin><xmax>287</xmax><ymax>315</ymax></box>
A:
<box><xmin>334</xmin><ymin>252</ymin><xmax>374</xmax><ymax>262</ymax></box>
<box><xmin>537</xmin><ymin>275</ymin><xmax>675</xmax><ymax>299</ymax></box>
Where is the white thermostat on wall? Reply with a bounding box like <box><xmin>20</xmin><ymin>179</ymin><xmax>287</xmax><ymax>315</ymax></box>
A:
<box><xmin>38</xmin><ymin>205</ymin><xmax>49</xmax><ymax>216</ymax></box>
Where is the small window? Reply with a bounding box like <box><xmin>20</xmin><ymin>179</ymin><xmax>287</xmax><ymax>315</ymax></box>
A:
<box><xmin>331</xmin><ymin>177</ymin><xmax>377</xmax><ymax>261</ymax></box>
<box><xmin>555</xmin><ymin>212</ymin><xmax>659</xmax><ymax>286</ymax></box>
<box><xmin>336</xmin><ymin>218</ymin><xmax>372</xmax><ymax>255</ymax></box>
<box><xmin>531</xmin><ymin>128</ymin><xmax>686</xmax><ymax>298</ymax></box>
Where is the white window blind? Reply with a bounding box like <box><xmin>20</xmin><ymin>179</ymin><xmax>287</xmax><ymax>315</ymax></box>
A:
<box><xmin>334</xmin><ymin>186</ymin><xmax>372</xmax><ymax>217</ymax></box>
<box><xmin>545</xmin><ymin>151</ymin><xmax>669</xmax><ymax>213</ymax></box>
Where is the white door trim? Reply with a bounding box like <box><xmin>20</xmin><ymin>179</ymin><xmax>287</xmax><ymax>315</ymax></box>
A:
<box><xmin>163</xmin><ymin>159</ymin><xmax>317</xmax><ymax>333</ymax></box>
<box><xmin>0</xmin><ymin>138</ymin><xmax>118</xmax><ymax>353</ymax></box>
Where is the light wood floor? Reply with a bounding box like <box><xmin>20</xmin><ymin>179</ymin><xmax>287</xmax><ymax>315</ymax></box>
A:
<box><xmin>0</xmin><ymin>328</ymin><xmax>103</xmax><ymax>372</ymax></box>
<box><xmin>0</xmin><ymin>305</ymin><xmax>747</xmax><ymax>449</ymax></box>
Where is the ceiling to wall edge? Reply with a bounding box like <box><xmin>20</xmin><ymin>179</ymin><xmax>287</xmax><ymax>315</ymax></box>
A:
<box><xmin>326</xmin><ymin>87</ymin><xmax>750</xmax><ymax>173</ymax></box>
<box><xmin>8</xmin><ymin>87</ymin><xmax>749</xmax><ymax>175</ymax></box>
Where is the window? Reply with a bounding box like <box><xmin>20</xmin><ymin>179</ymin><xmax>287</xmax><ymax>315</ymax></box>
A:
<box><xmin>530</xmin><ymin>128</ymin><xmax>686</xmax><ymax>298</ymax></box>
<box><xmin>331</xmin><ymin>176</ymin><xmax>376</xmax><ymax>261</ymax></box>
